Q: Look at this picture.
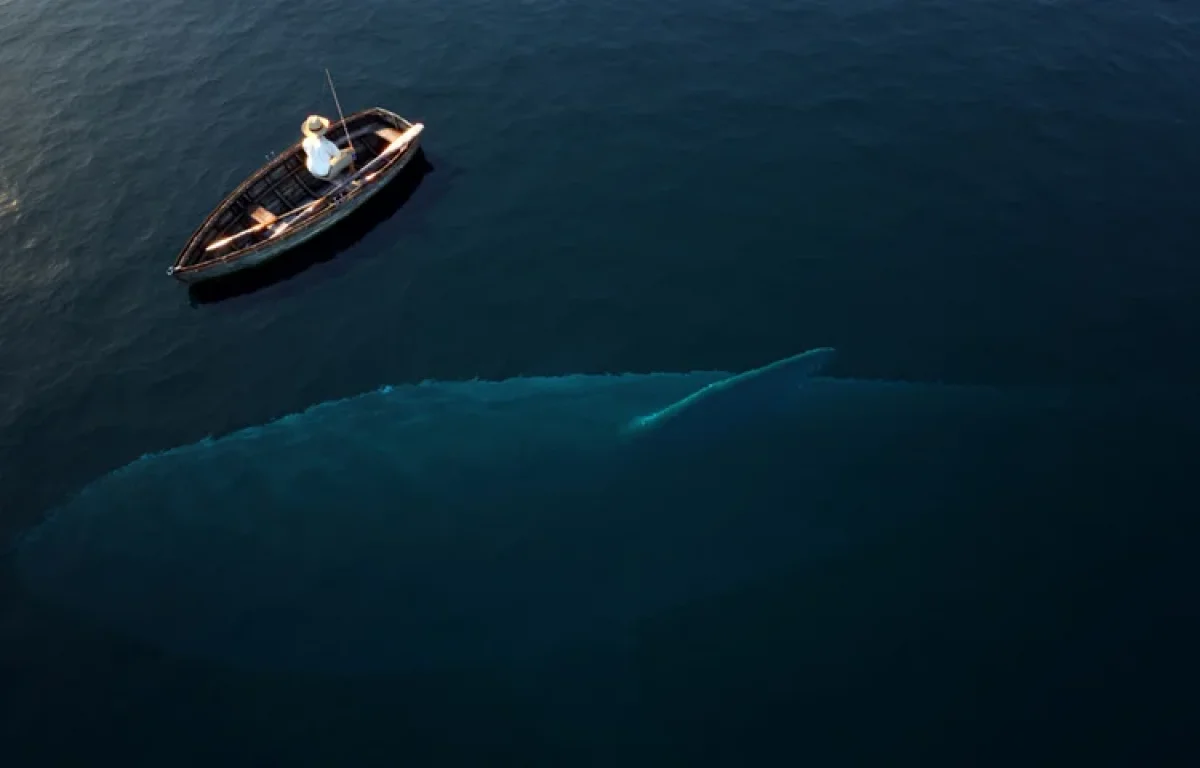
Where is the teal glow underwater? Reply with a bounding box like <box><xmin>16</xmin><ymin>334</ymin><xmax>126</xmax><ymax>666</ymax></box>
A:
<box><xmin>13</xmin><ymin>348</ymin><xmax>1158</xmax><ymax>675</ymax></box>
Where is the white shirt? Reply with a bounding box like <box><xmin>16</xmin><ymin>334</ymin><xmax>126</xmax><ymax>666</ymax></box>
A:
<box><xmin>303</xmin><ymin>134</ymin><xmax>342</xmax><ymax>178</ymax></box>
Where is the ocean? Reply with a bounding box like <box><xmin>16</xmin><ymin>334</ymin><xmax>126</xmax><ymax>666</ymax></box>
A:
<box><xmin>2</xmin><ymin>0</ymin><xmax>1198</xmax><ymax>764</ymax></box>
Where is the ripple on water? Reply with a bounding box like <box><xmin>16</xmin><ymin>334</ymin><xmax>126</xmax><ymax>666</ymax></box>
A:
<box><xmin>0</xmin><ymin>185</ymin><xmax>17</xmax><ymax>217</ymax></box>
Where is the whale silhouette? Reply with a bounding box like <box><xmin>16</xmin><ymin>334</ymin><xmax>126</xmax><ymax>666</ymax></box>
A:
<box><xmin>14</xmin><ymin>347</ymin><xmax>1111</xmax><ymax>675</ymax></box>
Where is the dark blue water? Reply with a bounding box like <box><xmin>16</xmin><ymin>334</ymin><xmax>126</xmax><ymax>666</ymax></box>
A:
<box><xmin>2</xmin><ymin>0</ymin><xmax>1199</xmax><ymax>763</ymax></box>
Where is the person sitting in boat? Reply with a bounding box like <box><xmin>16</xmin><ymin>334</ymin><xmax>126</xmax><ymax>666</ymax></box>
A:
<box><xmin>301</xmin><ymin>114</ymin><xmax>353</xmax><ymax>180</ymax></box>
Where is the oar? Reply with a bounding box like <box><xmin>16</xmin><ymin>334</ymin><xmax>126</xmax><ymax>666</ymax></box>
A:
<box><xmin>204</xmin><ymin>199</ymin><xmax>322</xmax><ymax>252</ymax></box>
<box><xmin>331</xmin><ymin>124</ymin><xmax>424</xmax><ymax>189</ymax></box>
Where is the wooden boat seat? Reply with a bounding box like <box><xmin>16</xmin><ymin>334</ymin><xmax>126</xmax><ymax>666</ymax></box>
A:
<box><xmin>375</xmin><ymin>127</ymin><xmax>404</xmax><ymax>143</ymax></box>
<box><xmin>249</xmin><ymin>206</ymin><xmax>278</xmax><ymax>226</ymax></box>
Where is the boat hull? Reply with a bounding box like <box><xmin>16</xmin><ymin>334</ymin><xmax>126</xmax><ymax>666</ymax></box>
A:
<box><xmin>169</xmin><ymin>108</ymin><xmax>422</xmax><ymax>284</ymax></box>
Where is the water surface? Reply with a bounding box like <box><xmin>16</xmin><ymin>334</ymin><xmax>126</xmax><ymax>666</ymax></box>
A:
<box><xmin>2</xmin><ymin>0</ymin><xmax>1198</xmax><ymax>763</ymax></box>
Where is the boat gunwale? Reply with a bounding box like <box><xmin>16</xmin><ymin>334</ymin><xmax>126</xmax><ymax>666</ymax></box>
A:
<box><xmin>170</xmin><ymin>106</ymin><xmax>416</xmax><ymax>277</ymax></box>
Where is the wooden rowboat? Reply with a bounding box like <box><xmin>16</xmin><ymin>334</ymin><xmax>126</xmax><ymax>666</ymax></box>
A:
<box><xmin>169</xmin><ymin>107</ymin><xmax>424</xmax><ymax>283</ymax></box>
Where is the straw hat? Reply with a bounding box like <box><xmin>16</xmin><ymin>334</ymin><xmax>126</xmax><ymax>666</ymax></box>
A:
<box><xmin>302</xmin><ymin>114</ymin><xmax>331</xmax><ymax>137</ymax></box>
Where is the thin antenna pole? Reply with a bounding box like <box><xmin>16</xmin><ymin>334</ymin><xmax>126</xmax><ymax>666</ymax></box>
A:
<box><xmin>325</xmin><ymin>68</ymin><xmax>355</xmax><ymax>170</ymax></box>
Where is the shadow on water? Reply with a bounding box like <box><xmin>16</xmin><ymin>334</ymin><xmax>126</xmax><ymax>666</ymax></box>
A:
<box><xmin>186</xmin><ymin>151</ymin><xmax>436</xmax><ymax>305</ymax></box>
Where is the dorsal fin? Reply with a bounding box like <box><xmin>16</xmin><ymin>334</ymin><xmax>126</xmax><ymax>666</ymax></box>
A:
<box><xmin>625</xmin><ymin>347</ymin><xmax>836</xmax><ymax>436</ymax></box>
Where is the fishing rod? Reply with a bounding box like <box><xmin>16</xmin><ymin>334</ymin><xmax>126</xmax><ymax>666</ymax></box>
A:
<box><xmin>325</xmin><ymin>68</ymin><xmax>356</xmax><ymax>171</ymax></box>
